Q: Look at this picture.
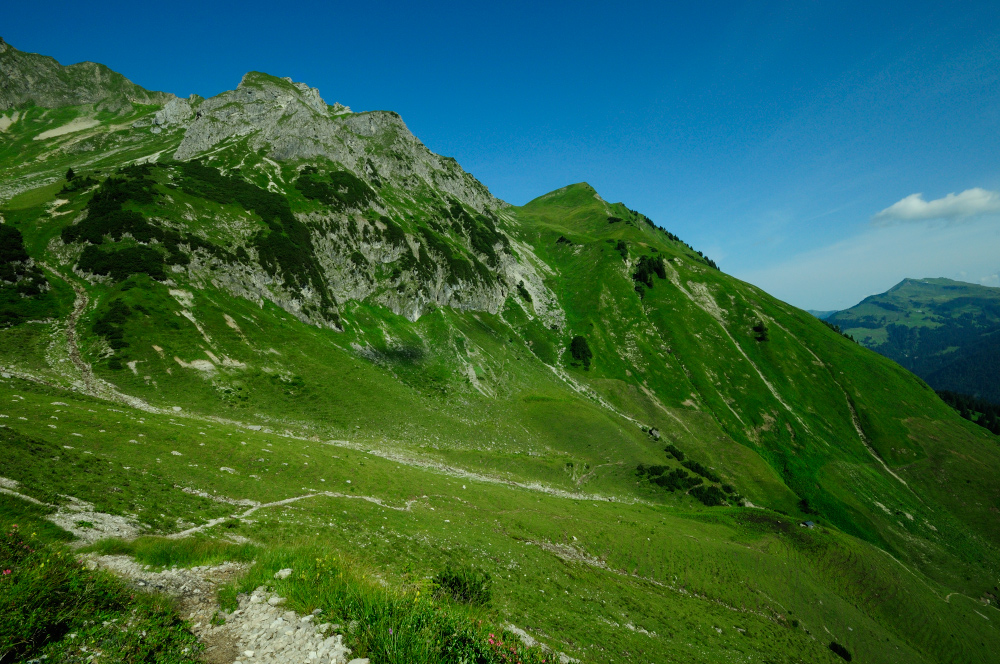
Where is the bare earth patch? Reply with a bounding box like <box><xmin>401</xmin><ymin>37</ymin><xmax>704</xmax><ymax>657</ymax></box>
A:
<box><xmin>33</xmin><ymin>117</ymin><xmax>101</xmax><ymax>140</ymax></box>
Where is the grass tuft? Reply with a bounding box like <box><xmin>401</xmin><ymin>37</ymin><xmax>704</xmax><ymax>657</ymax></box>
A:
<box><xmin>81</xmin><ymin>535</ymin><xmax>258</xmax><ymax>570</ymax></box>
<box><xmin>220</xmin><ymin>543</ymin><xmax>550</xmax><ymax>664</ymax></box>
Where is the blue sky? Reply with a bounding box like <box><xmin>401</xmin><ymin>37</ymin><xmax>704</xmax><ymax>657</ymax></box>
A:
<box><xmin>6</xmin><ymin>1</ymin><xmax>1000</xmax><ymax>309</ymax></box>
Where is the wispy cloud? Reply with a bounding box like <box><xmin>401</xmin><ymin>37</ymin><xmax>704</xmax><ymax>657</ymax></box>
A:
<box><xmin>873</xmin><ymin>188</ymin><xmax>1000</xmax><ymax>224</ymax></box>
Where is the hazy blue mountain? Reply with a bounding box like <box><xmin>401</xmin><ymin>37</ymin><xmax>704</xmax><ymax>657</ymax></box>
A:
<box><xmin>827</xmin><ymin>277</ymin><xmax>1000</xmax><ymax>403</ymax></box>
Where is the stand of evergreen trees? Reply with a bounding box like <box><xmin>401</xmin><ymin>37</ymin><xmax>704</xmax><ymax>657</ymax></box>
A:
<box><xmin>937</xmin><ymin>390</ymin><xmax>1000</xmax><ymax>435</ymax></box>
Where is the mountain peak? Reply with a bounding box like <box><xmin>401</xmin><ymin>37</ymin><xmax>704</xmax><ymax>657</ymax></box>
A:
<box><xmin>524</xmin><ymin>182</ymin><xmax>604</xmax><ymax>209</ymax></box>
<box><xmin>235</xmin><ymin>71</ymin><xmax>333</xmax><ymax>115</ymax></box>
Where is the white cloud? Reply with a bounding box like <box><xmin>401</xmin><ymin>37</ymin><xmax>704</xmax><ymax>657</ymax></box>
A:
<box><xmin>873</xmin><ymin>188</ymin><xmax>1000</xmax><ymax>223</ymax></box>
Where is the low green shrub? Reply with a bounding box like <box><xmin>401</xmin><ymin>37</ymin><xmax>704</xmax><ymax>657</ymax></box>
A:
<box><xmin>829</xmin><ymin>641</ymin><xmax>852</xmax><ymax>661</ymax></box>
<box><xmin>93</xmin><ymin>299</ymin><xmax>133</xmax><ymax>349</ymax></box>
<box><xmin>434</xmin><ymin>564</ymin><xmax>492</xmax><ymax>606</ymax></box>
<box><xmin>664</xmin><ymin>444</ymin><xmax>685</xmax><ymax>461</ymax></box>
<box><xmin>179</xmin><ymin>161</ymin><xmax>336</xmax><ymax>318</ymax></box>
<box><xmin>296</xmin><ymin>167</ymin><xmax>378</xmax><ymax>211</ymax></box>
<box><xmin>77</xmin><ymin>244</ymin><xmax>166</xmax><ymax>282</ymax></box>
<box><xmin>0</xmin><ymin>525</ymin><xmax>201</xmax><ymax>663</ymax></box>
<box><xmin>652</xmin><ymin>468</ymin><xmax>701</xmax><ymax>492</ymax></box>
<box><xmin>632</xmin><ymin>255</ymin><xmax>666</xmax><ymax>288</ymax></box>
<box><xmin>615</xmin><ymin>239</ymin><xmax>628</xmax><ymax>260</ymax></box>
<box><xmin>636</xmin><ymin>464</ymin><xmax>670</xmax><ymax>478</ymax></box>
<box><xmin>681</xmin><ymin>459</ymin><xmax>721</xmax><ymax>483</ymax></box>
<box><xmin>753</xmin><ymin>319</ymin><xmax>769</xmax><ymax>342</ymax></box>
<box><xmin>569</xmin><ymin>335</ymin><xmax>592</xmax><ymax>369</ymax></box>
<box><xmin>689</xmin><ymin>484</ymin><xmax>727</xmax><ymax>507</ymax></box>
<box><xmin>0</xmin><ymin>225</ymin><xmax>57</xmax><ymax>327</ymax></box>
<box><xmin>516</xmin><ymin>281</ymin><xmax>533</xmax><ymax>304</ymax></box>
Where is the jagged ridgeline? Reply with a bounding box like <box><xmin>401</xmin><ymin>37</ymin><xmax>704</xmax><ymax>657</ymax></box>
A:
<box><xmin>2</xmin><ymin>37</ymin><xmax>1000</xmax><ymax>664</ymax></box>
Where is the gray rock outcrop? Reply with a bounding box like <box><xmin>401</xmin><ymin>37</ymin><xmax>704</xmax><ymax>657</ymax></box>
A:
<box><xmin>172</xmin><ymin>71</ymin><xmax>501</xmax><ymax>214</ymax></box>
<box><xmin>153</xmin><ymin>96</ymin><xmax>197</xmax><ymax>126</ymax></box>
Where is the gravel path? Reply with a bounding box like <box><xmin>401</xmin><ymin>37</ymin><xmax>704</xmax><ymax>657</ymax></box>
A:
<box><xmin>84</xmin><ymin>555</ymin><xmax>368</xmax><ymax>664</ymax></box>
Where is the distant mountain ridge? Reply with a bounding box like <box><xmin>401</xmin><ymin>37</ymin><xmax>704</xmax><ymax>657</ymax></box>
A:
<box><xmin>827</xmin><ymin>277</ymin><xmax>1000</xmax><ymax>403</ymax></box>
<box><xmin>0</xmin><ymin>37</ymin><xmax>172</xmax><ymax>112</ymax></box>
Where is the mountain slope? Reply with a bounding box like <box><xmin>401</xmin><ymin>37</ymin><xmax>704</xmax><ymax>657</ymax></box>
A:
<box><xmin>828</xmin><ymin>278</ymin><xmax>1000</xmax><ymax>403</ymax></box>
<box><xmin>1</xmin><ymin>40</ymin><xmax>999</xmax><ymax>663</ymax></box>
<box><xmin>0</xmin><ymin>37</ymin><xmax>172</xmax><ymax>111</ymax></box>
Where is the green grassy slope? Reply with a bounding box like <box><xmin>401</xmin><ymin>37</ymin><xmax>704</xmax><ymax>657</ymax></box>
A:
<box><xmin>1</xmin><ymin>175</ymin><xmax>997</xmax><ymax>661</ymax></box>
<box><xmin>3</xmin><ymin>375</ymin><xmax>998</xmax><ymax>663</ymax></box>
<box><xmin>1</xmin><ymin>53</ymin><xmax>999</xmax><ymax>662</ymax></box>
<box><xmin>509</xmin><ymin>185</ymin><xmax>1000</xmax><ymax>589</ymax></box>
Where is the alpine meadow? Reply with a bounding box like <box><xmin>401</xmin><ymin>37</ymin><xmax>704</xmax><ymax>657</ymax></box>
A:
<box><xmin>1</xmin><ymin>35</ymin><xmax>999</xmax><ymax>664</ymax></box>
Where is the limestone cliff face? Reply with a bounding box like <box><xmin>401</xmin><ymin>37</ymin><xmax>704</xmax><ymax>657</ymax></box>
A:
<box><xmin>172</xmin><ymin>72</ymin><xmax>501</xmax><ymax>214</ymax></box>
<box><xmin>0</xmin><ymin>37</ymin><xmax>172</xmax><ymax>112</ymax></box>
<box><xmin>160</xmin><ymin>72</ymin><xmax>552</xmax><ymax>324</ymax></box>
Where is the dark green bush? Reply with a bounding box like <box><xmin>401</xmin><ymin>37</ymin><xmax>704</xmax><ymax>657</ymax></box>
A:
<box><xmin>179</xmin><ymin>161</ymin><xmax>336</xmax><ymax>316</ymax></box>
<box><xmin>828</xmin><ymin>641</ymin><xmax>852</xmax><ymax>661</ymax></box>
<box><xmin>652</xmin><ymin>468</ymin><xmax>702</xmax><ymax>492</ymax></box>
<box><xmin>379</xmin><ymin>215</ymin><xmax>407</xmax><ymax>246</ymax></box>
<box><xmin>0</xmin><ymin>225</ymin><xmax>29</xmax><ymax>265</ymax></box>
<box><xmin>93</xmin><ymin>299</ymin><xmax>133</xmax><ymax>350</ymax></box>
<box><xmin>0</xmin><ymin>226</ymin><xmax>55</xmax><ymax>327</ymax></box>
<box><xmin>61</xmin><ymin>175</ymin><xmax>98</xmax><ymax>194</ymax></box>
<box><xmin>570</xmin><ymin>335</ymin><xmax>592</xmax><ymax>369</ymax></box>
<box><xmin>689</xmin><ymin>484</ymin><xmax>727</xmax><ymax>506</ymax></box>
<box><xmin>295</xmin><ymin>167</ymin><xmax>378</xmax><ymax>211</ymax></box>
<box><xmin>753</xmin><ymin>319</ymin><xmax>769</xmax><ymax>342</ymax></box>
<box><xmin>636</xmin><ymin>464</ymin><xmax>670</xmax><ymax>477</ymax></box>
<box><xmin>632</xmin><ymin>255</ymin><xmax>666</xmax><ymax>288</ymax></box>
<box><xmin>61</xmin><ymin>169</ymin><xmax>216</xmax><ymax>277</ymax></box>
<box><xmin>516</xmin><ymin>281</ymin><xmax>532</xmax><ymax>303</ymax></box>
<box><xmin>664</xmin><ymin>444</ymin><xmax>685</xmax><ymax>461</ymax></box>
<box><xmin>434</xmin><ymin>565</ymin><xmax>492</xmax><ymax>606</ymax></box>
<box><xmin>681</xmin><ymin>459</ymin><xmax>721</xmax><ymax>483</ymax></box>
<box><xmin>78</xmin><ymin>245</ymin><xmax>166</xmax><ymax>282</ymax></box>
<box><xmin>615</xmin><ymin>240</ymin><xmax>628</xmax><ymax>260</ymax></box>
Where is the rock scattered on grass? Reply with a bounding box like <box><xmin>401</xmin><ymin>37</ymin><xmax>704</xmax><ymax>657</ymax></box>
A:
<box><xmin>85</xmin><ymin>555</ymin><xmax>361</xmax><ymax>664</ymax></box>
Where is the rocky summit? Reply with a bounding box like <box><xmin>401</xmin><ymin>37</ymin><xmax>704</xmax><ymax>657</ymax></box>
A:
<box><xmin>1</xmin><ymin>37</ymin><xmax>998</xmax><ymax>664</ymax></box>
